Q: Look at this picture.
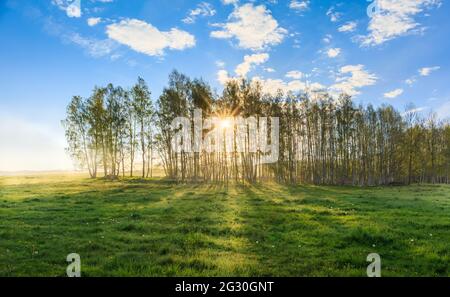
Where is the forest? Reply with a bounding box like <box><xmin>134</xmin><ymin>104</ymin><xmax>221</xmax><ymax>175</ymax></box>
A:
<box><xmin>63</xmin><ymin>70</ymin><xmax>450</xmax><ymax>186</ymax></box>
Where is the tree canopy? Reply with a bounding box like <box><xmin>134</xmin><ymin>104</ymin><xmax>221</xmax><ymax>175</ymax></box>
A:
<box><xmin>63</xmin><ymin>71</ymin><xmax>450</xmax><ymax>185</ymax></box>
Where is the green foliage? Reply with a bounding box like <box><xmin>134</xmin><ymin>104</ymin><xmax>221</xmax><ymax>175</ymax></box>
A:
<box><xmin>63</xmin><ymin>71</ymin><xmax>450</xmax><ymax>185</ymax></box>
<box><xmin>63</xmin><ymin>78</ymin><xmax>155</xmax><ymax>179</ymax></box>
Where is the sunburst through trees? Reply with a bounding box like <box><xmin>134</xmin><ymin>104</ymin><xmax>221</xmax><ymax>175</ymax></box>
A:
<box><xmin>63</xmin><ymin>70</ymin><xmax>450</xmax><ymax>185</ymax></box>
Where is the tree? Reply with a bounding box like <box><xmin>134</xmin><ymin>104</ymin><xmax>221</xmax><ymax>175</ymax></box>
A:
<box><xmin>131</xmin><ymin>77</ymin><xmax>154</xmax><ymax>178</ymax></box>
<box><xmin>64</xmin><ymin>73</ymin><xmax>450</xmax><ymax>186</ymax></box>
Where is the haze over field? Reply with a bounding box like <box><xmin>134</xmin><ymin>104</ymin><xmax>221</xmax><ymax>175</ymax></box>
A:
<box><xmin>0</xmin><ymin>115</ymin><xmax>73</xmax><ymax>172</ymax></box>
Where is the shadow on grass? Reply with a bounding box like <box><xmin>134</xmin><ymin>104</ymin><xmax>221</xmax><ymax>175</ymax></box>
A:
<box><xmin>0</xmin><ymin>178</ymin><xmax>448</xmax><ymax>276</ymax></box>
<box><xmin>0</xmin><ymin>179</ymin><xmax>256</xmax><ymax>276</ymax></box>
<box><xmin>233</xmin><ymin>183</ymin><xmax>449</xmax><ymax>276</ymax></box>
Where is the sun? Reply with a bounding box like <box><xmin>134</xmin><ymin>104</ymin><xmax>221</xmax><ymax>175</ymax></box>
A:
<box><xmin>219</xmin><ymin>118</ymin><xmax>232</xmax><ymax>130</ymax></box>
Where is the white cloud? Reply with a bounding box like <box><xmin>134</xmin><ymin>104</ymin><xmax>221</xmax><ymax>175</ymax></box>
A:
<box><xmin>87</xmin><ymin>17</ymin><xmax>102</xmax><ymax>26</ymax></box>
<box><xmin>264</xmin><ymin>67</ymin><xmax>276</xmax><ymax>73</ymax></box>
<box><xmin>52</xmin><ymin>0</ymin><xmax>82</xmax><ymax>18</ymax></box>
<box><xmin>222</xmin><ymin>0</ymin><xmax>238</xmax><ymax>5</ymax></box>
<box><xmin>66</xmin><ymin>3</ymin><xmax>81</xmax><ymax>17</ymax></box>
<box><xmin>338</xmin><ymin>21</ymin><xmax>357</xmax><ymax>32</ymax></box>
<box><xmin>210</xmin><ymin>3</ymin><xmax>287</xmax><ymax>51</ymax></box>
<box><xmin>253</xmin><ymin>77</ymin><xmax>305</xmax><ymax>95</ymax></box>
<box><xmin>235</xmin><ymin>53</ymin><xmax>269</xmax><ymax>77</ymax></box>
<box><xmin>289</xmin><ymin>1</ymin><xmax>309</xmax><ymax>11</ymax></box>
<box><xmin>217</xmin><ymin>69</ymin><xmax>231</xmax><ymax>85</ymax></box>
<box><xmin>330</xmin><ymin>65</ymin><xmax>377</xmax><ymax>96</ymax></box>
<box><xmin>323</xmin><ymin>34</ymin><xmax>332</xmax><ymax>43</ymax></box>
<box><xmin>252</xmin><ymin>77</ymin><xmax>325</xmax><ymax>96</ymax></box>
<box><xmin>419</xmin><ymin>66</ymin><xmax>440</xmax><ymax>76</ymax></box>
<box><xmin>327</xmin><ymin>47</ymin><xmax>341</xmax><ymax>58</ymax></box>
<box><xmin>216</xmin><ymin>60</ymin><xmax>226</xmax><ymax>68</ymax></box>
<box><xmin>401</xmin><ymin>66</ymin><xmax>440</xmax><ymax>87</ymax></box>
<box><xmin>405</xmin><ymin>78</ymin><xmax>416</xmax><ymax>85</ymax></box>
<box><xmin>67</xmin><ymin>33</ymin><xmax>116</xmax><ymax>57</ymax></box>
<box><xmin>361</xmin><ymin>0</ymin><xmax>441</xmax><ymax>46</ymax></box>
<box><xmin>183</xmin><ymin>2</ymin><xmax>216</xmax><ymax>24</ymax></box>
<box><xmin>286</xmin><ymin>70</ymin><xmax>303</xmax><ymax>79</ymax></box>
<box><xmin>106</xmin><ymin>19</ymin><xmax>195</xmax><ymax>56</ymax></box>
<box><xmin>326</xmin><ymin>7</ymin><xmax>341</xmax><ymax>22</ymax></box>
<box><xmin>217</xmin><ymin>69</ymin><xmax>325</xmax><ymax>96</ymax></box>
<box><xmin>384</xmin><ymin>88</ymin><xmax>404</xmax><ymax>98</ymax></box>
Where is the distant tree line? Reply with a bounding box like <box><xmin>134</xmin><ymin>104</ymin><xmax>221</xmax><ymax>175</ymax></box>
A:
<box><xmin>63</xmin><ymin>70</ymin><xmax>450</xmax><ymax>185</ymax></box>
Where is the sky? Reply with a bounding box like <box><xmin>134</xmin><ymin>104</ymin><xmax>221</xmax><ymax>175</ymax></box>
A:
<box><xmin>0</xmin><ymin>0</ymin><xmax>449</xmax><ymax>171</ymax></box>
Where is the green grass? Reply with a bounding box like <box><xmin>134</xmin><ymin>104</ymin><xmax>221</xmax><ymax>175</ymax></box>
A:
<box><xmin>0</xmin><ymin>173</ymin><xmax>449</xmax><ymax>276</ymax></box>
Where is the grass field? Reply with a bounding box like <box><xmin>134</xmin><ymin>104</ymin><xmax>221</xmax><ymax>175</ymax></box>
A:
<box><xmin>0</xmin><ymin>174</ymin><xmax>449</xmax><ymax>277</ymax></box>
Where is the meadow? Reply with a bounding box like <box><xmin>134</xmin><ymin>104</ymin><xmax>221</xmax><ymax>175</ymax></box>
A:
<box><xmin>0</xmin><ymin>173</ymin><xmax>448</xmax><ymax>277</ymax></box>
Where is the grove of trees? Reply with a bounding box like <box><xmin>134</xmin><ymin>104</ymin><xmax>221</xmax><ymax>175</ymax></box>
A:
<box><xmin>63</xmin><ymin>70</ymin><xmax>450</xmax><ymax>186</ymax></box>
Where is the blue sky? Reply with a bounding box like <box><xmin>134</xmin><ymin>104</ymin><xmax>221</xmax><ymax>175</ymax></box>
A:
<box><xmin>0</xmin><ymin>0</ymin><xmax>449</xmax><ymax>171</ymax></box>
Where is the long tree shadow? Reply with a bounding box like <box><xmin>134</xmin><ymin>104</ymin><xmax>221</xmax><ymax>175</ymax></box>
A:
<box><xmin>234</xmin><ymin>184</ymin><xmax>350</xmax><ymax>276</ymax></box>
<box><xmin>1</xmin><ymin>178</ymin><xmax>448</xmax><ymax>276</ymax></box>
<box><xmin>234</xmin><ymin>183</ymin><xmax>420</xmax><ymax>276</ymax></box>
<box><xmin>0</xmin><ymin>179</ymin><xmax>255</xmax><ymax>276</ymax></box>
